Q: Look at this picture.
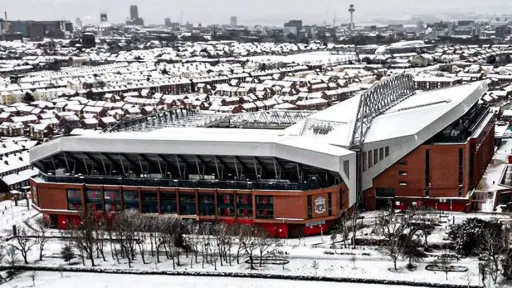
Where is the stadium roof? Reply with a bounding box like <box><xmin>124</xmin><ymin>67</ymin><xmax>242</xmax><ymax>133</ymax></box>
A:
<box><xmin>285</xmin><ymin>80</ymin><xmax>488</xmax><ymax>147</ymax></box>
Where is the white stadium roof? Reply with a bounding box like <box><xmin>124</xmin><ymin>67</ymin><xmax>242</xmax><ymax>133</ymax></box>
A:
<box><xmin>285</xmin><ymin>80</ymin><xmax>488</xmax><ymax>147</ymax></box>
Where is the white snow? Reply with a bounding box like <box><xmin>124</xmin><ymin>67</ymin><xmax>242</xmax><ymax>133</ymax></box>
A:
<box><xmin>2</xmin><ymin>272</ymin><xmax>429</xmax><ymax>288</ymax></box>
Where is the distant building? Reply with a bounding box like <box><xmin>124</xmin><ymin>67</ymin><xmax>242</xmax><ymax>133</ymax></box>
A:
<box><xmin>495</xmin><ymin>25</ymin><xmax>511</xmax><ymax>39</ymax></box>
<box><xmin>457</xmin><ymin>20</ymin><xmax>475</xmax><ymax>27</ymax></box>
<box><xmin>5</xmin><ymin>20</ymin><xmax>72</xmax><ymax>39</ymax></box>
<box><xmin>81</xmin><ymin>33</ymin><xmax>96</xmax><ymax>48</ymax></box>
<box><xmin>284</xmin><ymin>20</ymin><xmax>303</xmax><ymax>32</ymax></box>
<box><xmin>75</xmin><ymin>18</ymin><xmax>82</xmax><ymax>28</ymax></box>
<box><xmin>126</xmin><ymin>17</ymin><xmax>144</xmax><ymax>26</ymax></box>
<box><xmin>284</xmin><ymin>26</ymin><xmax>298</xmax><ymax>36</ymax></box>
<box><xmin>130</xmin><ymin>5</ymin><xmax>139</xmax><ymax>20</ymax></box>
<box><xmin>100</xmin><ymin>13</ymin><xmax>108</xmax><ymax>22</ymax></box>
<box><xmin>230</xmin><ymin>16</ymin><xmax>237</xmax><ymax>27</ymax></box>
<box><xmin>304</xmin><ymin>25</ymin><xmax>316</xmax><ymax>38</ymax></box>
<box><xmin>164</xmin><ymin>18</ymin><xmax>171</xmax><ymax>27</ymax></box>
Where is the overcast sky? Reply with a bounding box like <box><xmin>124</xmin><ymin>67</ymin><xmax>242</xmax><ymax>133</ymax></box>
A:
<box><xmin>3</xmin><ymin>0</ymin><xmax>512</xmax><ymax>25</ymax></box>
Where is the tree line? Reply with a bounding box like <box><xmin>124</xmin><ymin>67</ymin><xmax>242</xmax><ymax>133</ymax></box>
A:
<box><xmin>0</xmin><ymin>209</ymin><xmax>282</xmax><ymax>272</ymax></box>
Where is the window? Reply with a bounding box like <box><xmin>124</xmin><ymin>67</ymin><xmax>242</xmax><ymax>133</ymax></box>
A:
<box><xmin>376</xmin><ymin>188</ymin><xmax>395</xmax><ymax>198</ymax></box>
<box><xmin>32</xmin><ymin>186</ymin><xmax>38</xmax><ymax>206</ymax></box>
<box><xmin>362</xmin><ymin>152</ymin><xmax>367</xmax><ymax>172</ymax></box>
<box><xmin>161</xmin><ymin>192</ymin><xmax>177</xmax><ymax>214</ymax></box>
<box><xmin>339</xmin><ymin>189</ymin><xmax>344</xmax><ymax>210</ymax></box>
<box><xmin>458</xmin><ymin>148</ymin><xmax>463</xmax><ymax>186</ymax></box>
<box><xmin>255</xmin><ymin>195</ymin><xmax>273</xmax><ymax>219</ymax></box>
<box><xmin>425</xmin><ymin>149</ymin><xmax>430</xmax><ymax>197</ymax></box>
<box><xmin>307</xmin><ymin>195</ymin><xmax>312</xmax><ymax>219</ymax></box>
<box><xmin>237</xmin><ymin>195</ymin><xmax>253</xmax><ymax>218</ymax></box>
<box><xmin>343</xmin><ymin>160</ymin><xmax>350</xmax><ymax>179</ymax></box>
<box><xmin>198</xmin><ymin>193</ymin><xmax>214</xmax><ymax>216</ymax></box>
<box><xmin>379</xmin><ymin>148</ymin><xmax>384</xmax><ymax>161</ymax></box>
<box><xmin>373</xmin><ymin>149</ymin><xmax>378</xmax><ymax>165</ymax></box>
<box><xmin>385</xmin><ymin>146</ymin><xmax>390</xmax><ymax>157</ymax></box>
<box><xmin>399</xmin><ymin>181</ymin><xmax>407</xmax><ymax>186</ymax></box>
<box><xmin>86</xmin><ymin>189</ymin><xmax>103</xmax><ymax>212</ymax></box>
<box><xmin>217</xmin><ymin>194</ymin><xmax>235</xmax><ymax>217</ymax></box>
<box><xmin>179</xmin><ymin>193</ymin><xmax>196</xmax><ymax>215</ymax></box>
<box><xmin>141</xmin><ymin>191</ymin><xmax>158</xmax><ymax>213</ymax></box>
<box><xmin>67</xmin><ymin>189</ymin><xmax>82</xmax><ymax>211</ymax></box>
<box><xmin>123</xmin><ymin>190</ymin><xmax>139</xmax><ymax>211</ymax></box>
<box><xmin>399</xmin><ymin>170</ymin><xmax>407</xmax><ymax>176</ymax></box>
<box><xmin>328</xmin><ymin>193</ymin><xmax>332</xmax><ymax>216</ymax></box>
<box><xmin>368</xmin><ymin>150</ymin><xmax>373</xmax><ymax>168</ymax></box>
<box><xmin>104</xmin><ymin>190</ymin><xmax>121</xmax><ymax>212</ymax></box>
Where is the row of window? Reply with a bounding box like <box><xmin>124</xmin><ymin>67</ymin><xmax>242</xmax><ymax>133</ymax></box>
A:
<box><xmin>9</xmin><ymin>180</ymin><xmax>30</xmax><ymax>191</ymax></box>
<box><xmin>0</xmin><ymin>165</ymin><xmax>32</xmax><ymax>178</ymax></box>
<box><xmin>66</xmin><ymin>189</ymin><xmax>274</xmax><ymax>219</ymax></box>
<box><xmin>363</xmin><ymin>147</ymin><xmax>390</xmax><ymax>172</ymax></box>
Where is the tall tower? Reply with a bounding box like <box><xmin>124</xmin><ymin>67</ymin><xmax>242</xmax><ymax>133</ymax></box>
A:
<box><xmin>130</xmin><ymin>5</ymin><xmax>139</xmax><ymax>20</ymax></box>
<box><xmin>348</xmin><ymin>4</ymin><xmax>355</xmax><ymax>30</ymax></box>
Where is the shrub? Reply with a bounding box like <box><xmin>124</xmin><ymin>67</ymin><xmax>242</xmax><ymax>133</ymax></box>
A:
<box><xmin>60</xmin><ymin>244</ymin><xmax>75</xmax><ymax>263</ymax></box>
<box><xmin>447</xmin><ymin>218</ymin><xmax>502</xmax><ymax>257</ymax></box>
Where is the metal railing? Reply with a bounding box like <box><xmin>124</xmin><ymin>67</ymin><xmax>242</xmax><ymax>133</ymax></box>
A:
<box><xmin>42</xmin><ymin>174</ymin><xmax>320</xmax><ymax>191</ymax></box>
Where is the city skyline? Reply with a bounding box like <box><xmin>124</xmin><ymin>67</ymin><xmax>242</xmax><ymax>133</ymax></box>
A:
<box><xmin>3</xmin><ymin>0</ymin><xmax>512</xmax><ymax>26</ymax></box>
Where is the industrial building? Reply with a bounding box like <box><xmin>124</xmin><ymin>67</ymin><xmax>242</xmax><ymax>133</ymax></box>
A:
<box><xmin>28</xmin><ymin>75</ymin><xmax>494</xmax><ymax>237</ymax></box>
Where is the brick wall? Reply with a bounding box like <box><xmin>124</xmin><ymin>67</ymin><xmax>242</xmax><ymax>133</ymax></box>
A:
<box><xmin>31</xmin><ymin>181</ymin><xmax>349</xmax><ymax>223</ymax></box>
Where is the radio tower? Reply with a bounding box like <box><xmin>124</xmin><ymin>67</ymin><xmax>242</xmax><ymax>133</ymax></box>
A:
<box><xmin>348</xmin><ymin>4</ymin><xmax>355</xmax><ymax>30</ymax></box>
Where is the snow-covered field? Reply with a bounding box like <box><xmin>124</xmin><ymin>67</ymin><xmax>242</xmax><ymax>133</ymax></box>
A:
<box><xmin>3</xmin><ymin>272</ymin><xmax>429</xmax><ymax>288</ymax></box>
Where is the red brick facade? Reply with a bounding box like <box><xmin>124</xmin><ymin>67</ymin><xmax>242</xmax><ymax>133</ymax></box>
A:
<box><xmin>364</xmin><ymin>117</ymin><xmax>496</xmax><ymax>212</ymax></box>
<box><xmin>30</xmin><ymin>180</ymin><xmax>349</xmax><ymax>238</ymax></box>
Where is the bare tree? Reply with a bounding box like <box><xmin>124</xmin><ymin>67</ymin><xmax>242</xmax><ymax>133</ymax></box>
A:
<box><xmin>93</xmin><ymin>217</ymin><xmax>107</xmax><ymax>262</ymax></box>
<box><xmin>373</xmin><ymin>212</ymin><xmax>407</xmax><ymax>270</ymax></box>
<box><xmin>433</xmin><ymin>253</ymin><xmax>453</xmax><ymax>280</ymax></box>
<box><xmin>350</xmin><ymin>254</ymin><xmax>357</xmax><ymax>269</ymax></box>
<box><xmin>160</xmin><ymin>214</ymin><xmax>183</xmax><ymax>269</ymax></box>
<box><xmin>312</xmin><ymin>260</ymin><xmax>319</xmax><ymax>275</ymax></box>
<box><xmin>479</xmin><ymin>223</ymin><xmax>507</xmax><ymax>285</ymax></box>
<box><xmin>409</xmin><ymin>207</ymin><xmax>438</xmax><ymax>249</ymax></box>
<box><xmin>256</xmin><ymin>228</ymin><xmax>275</xmax><ymax>267</ymax></box>
<box><xmin>33</xmin><ymin>217</ymin><xmax>50</xmax><ymax>261</ymax></box>
<box><xmin>240</xmin><ymin>225</ymin><xmax>262</xmax><ymax>270</ymax></box>
<box><xmin>465</xmin><ymin>271</ymin><xmax>474</xmax><ymax>288</ymax></box>
<box><xmin>234</xmin><ymin>224</ymin><xmax>248</xmax><ymax>264</ymax></box>
<box><xmin>11</xmin><ymin>227</ymin><xmax>36</xmax><ymax>265</ymax></box>
<box><xmin>115</xmin><ymin>210</ymin><xmax>139</xmax><ymax>268</ymax></box>
<box><xmin>336</xmin><ymin>212</ymin><xmax>351</xmax><ymax>248</ymax></box>
<box><xmin>186</xmin><ymin>223</ymin><xmax>202</xmax><ymax>267</ymax></box>
<box><xmin>212</xmin><ymin>222</ymin><xmax>234</xmax><ymax>267</ymax></box>
<box><xmin>68</xmin><ymin>209</ymin><xmax>97</xmax><ymax>266</ymax></box>
<box><xmin>29</xmin><ymin>270</ymin><xmax>36</xmax><ymax>287</ymax></box>
<box><xmin>350</xmin><ymin>209</ymin><xmax>359</xmax><ymax>248</ymax></box>
<box><xmin>6</xmin><ymin>245</ymin><xmax>19</xmax><ymax>266</ymax></box>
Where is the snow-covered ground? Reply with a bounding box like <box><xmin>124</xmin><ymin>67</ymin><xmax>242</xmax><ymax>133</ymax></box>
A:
<box><xmin>0</xmin><ymin>200</ymin><xmax>497</xmax><ymax>287</ymax></box>
<box><xmin>0</xmin><ymin>199</ymin><xmax>37</xmax><ymax>237</ymax></box>
<box><xmin>3</xmin><ymin>272</ymin><xmax>430</xmax><ymax>288</ymax></box>
<box><xmin>3</xmin><ymin>234</ymin><xmax>482</xmax><ymax>287</ymax></box>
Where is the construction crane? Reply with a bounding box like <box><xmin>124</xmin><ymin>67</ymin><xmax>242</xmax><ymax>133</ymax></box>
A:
<box><xmin>2</xmin><ymin>11</ymin><xmax>11</xmax><ymax>34</ymax></box>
